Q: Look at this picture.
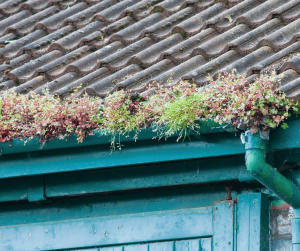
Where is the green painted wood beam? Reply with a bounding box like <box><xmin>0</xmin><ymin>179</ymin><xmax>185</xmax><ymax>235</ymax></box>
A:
<box><xmin>0</xmin><ymin>155</ymin><xmax>255</xmax><ymax>203</ymax></box>
<box><xmin>45</xmin><ymin>155</ymin><xmax>254</xmax><ymax>199</ymax></box>
<box><xmin>0</xmin><ymin>176</ymin><xmax>45</xmax><ymax>203</ymax></box>
<box><xmin>27</xmin><ymin>176</ymin><xmax>45</xmax><ymax>202</ymax></box>
<box><xmin>0</xmin><ymin>133</ymin><xmax>245</xmax><ymax>179</ymax></box>
<box><xmin>0</xmin><ymin>207</ymin><xmax>213</xmax><ymax>251</ymax></box>
<box><xmin>0</xmin><ymin>184</ymin><xmax>250</xmax><ymax>227</ymax></box>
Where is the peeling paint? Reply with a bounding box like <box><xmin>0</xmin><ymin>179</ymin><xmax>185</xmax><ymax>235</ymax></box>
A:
<box><xmin>271</xmin><ymin>200</ymin><xmax>290</xmax><ymax>210</ymax></box>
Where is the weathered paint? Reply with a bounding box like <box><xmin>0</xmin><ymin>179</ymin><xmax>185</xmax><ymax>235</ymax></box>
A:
<box><xmin>0</xmin><ymin>133</ymin><xmax>247</xmax><ymax>180</ymax></box>
<box><xmin>0</xmin><ymin>119</ymin><xmax>299</xmax><ymax>250</ymax></box>
<box><xmin>0</xmin><ymin>190</ymin><xmax>271</xmax><ymax>250</ymax></box>
<box><xmin>0</xmin><ymin>184</ymin><xmax>235</xmax><ymax>227</ymax></box>
<box><xmin>44</xmin><ymin>155</ymin><xmax>253</xmax><ymax>198</ymax></box>
<box><xmin>237</xmin><ymin>193</ymin><xmax>269</xmax><ymax>251</ymax></box>
<box><xmin>292</xmin><ymin>208</ymin><xmax>300</xmax><ymax>250</ymax></box>
<box><xmin>213</xmin><ymin>200</ymin><xmax>234</xmax><ymax>251</ymax></box>
<box><xmin>66</xmin><ymin>238</ymin><xmax>212</xmax><ymax>251</ymax></box>
<box><xmin>0</xmin><ymin>155</ymin><xmax>256</xmax><ymax>203</ymax></box>
<box><xmin>271</xmin><ymin>200</ymin><xmax>291</xmax><ymax>210</ymax></box>
<box><xmin>0</xmin><ymin>207</ymin><xmax>213</xmax><ymax>251</ymax></box>
<box><xmin>27</xmin><ymin>176</ymin><xmax>45</xmax><ymax>202</ymax></box>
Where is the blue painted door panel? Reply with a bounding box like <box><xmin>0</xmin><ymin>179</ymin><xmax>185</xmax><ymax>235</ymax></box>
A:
<box><xmin>101</xmin><ymin>247</ymin><xmax>124</xmax><ymax>251</ymax></box>
<box><xmin>63</xmin><ymin>238</ymin><xmax>212</xmax><ymax>251</ymax></box>
<box><xmin>0</xmin><ymin>208</ymin><xmax>213</xmax><ymax>251</ymax></box>
<box><xmin>0</xmin><ymin>193</ymin><xmax>268</xmax><ymax>251</ymax></box>
<box><xmin>149</xmin><ymin>241</ymin><xmax>174</xmax><ymax>250</ymax></box>
<box><xmin>175</xmin><ymin>239</ymin><xmax>201</xmax><ymax>250</ymax></box>
<box><xmin>237</xmin><ymin>193</ymin><xmax>269</xmax><ymax>251</ymax></box>
<box><xmin>213</xmin><ymin>201</ymin><xmax>234</xmax><ymax>251</ymax></box>
<box><xmin>124</xmin><ymin>244</ymin><xmax>148</xmax><ymax>251</ymax></box>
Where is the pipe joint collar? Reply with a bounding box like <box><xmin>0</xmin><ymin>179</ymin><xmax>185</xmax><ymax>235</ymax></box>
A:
<box><xmin>241</xmin><ymin>130</ymin><xmax>268</xmax><ymax>151</ymax></box>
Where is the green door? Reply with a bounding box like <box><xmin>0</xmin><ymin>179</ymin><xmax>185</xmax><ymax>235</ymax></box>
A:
<box><xmin>0</xmin><ymin>193</ymin><xmax>268</xmax><ymax>251</ymax></box>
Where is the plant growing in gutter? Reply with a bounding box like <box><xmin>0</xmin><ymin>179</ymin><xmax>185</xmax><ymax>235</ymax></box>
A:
<box><xmin>0</xmin><ymin>70</ymin><xmax>299</xmax><ymax>144</ymax></box>
<box><xmin>204</xmin><ymin>70</ymin><xmax>299</xmax><ymax>133</ymax></box>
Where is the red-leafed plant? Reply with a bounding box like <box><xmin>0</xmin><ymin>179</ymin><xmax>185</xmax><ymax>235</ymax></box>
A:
<box><xmin>204</xmin><ymin>70</ymin><xmax>299</xmax><ymax>133</ymax></box>
<box><xmin>0</xmin><ymin>70</ymin><xmax>299</xmax><ymax>145</ymax></box>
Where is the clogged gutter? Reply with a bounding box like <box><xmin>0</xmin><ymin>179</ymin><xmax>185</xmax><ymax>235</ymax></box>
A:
<box><xmin>0</xmin><ymin>70</ymin><xmax>299</xmax><ymax>145</ymax></box>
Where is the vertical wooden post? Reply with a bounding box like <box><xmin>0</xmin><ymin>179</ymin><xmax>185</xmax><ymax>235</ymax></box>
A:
<box><xmin>213</xmin><ymin>200</ymin><xmax>234</xmax><ymax>251</ymax></box>
<box><xmin>237</xmin><ymin>193</ymin><xmax>269</xmax><ymax>251</ymax></box>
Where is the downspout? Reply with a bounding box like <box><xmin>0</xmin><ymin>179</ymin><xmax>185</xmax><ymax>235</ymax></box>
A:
<box><xmin>242</xmin><ymin>130</ymin><xmax>300</xmax><ymax>250</ymax></box>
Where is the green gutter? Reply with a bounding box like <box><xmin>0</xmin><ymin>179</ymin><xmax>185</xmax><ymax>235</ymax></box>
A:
<box><xmin>242</xmin><ymin>130</ymin><xmax>300</xmax><ymax>209</ymax></box>
<box><xmin>0</xmin><ymin>119</ymin><xmax>229</xmax><ymax>155</ymax></box>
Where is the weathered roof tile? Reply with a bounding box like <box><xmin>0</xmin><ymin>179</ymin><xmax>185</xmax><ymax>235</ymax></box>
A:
<box><xmin>2</xmin><ymin>0</ymin><xmax>300</xmax><ymax>98</ymax></box>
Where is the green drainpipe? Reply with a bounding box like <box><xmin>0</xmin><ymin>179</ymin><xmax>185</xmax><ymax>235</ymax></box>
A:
<box><xmin>242</xmin><ymin>130</ymin><xmax>300</xmax><ymax>208</ymax></box>
<box><xmin>242</xmin><ymin>130</ymin><xmax>300</xmax><ymax>250</ymax></box>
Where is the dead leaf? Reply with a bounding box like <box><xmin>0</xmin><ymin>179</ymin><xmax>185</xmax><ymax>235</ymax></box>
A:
<box><xmin>225</xmin><ymin>15</ymin><xmax>233</xmax><ymax>23</ymax></box>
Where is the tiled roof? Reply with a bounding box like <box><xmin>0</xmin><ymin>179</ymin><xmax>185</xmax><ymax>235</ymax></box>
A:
<box><xmin>1</xmin><ymin>0</ymin><xmax>300</xmax><ymax>100</ymax></box>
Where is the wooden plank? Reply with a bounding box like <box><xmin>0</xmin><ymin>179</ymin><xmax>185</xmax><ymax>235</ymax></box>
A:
<box><xmin>0</xmin><ymin>133</ymin><xmax>245</xmax><ymax>179</ymax></box>
<box><xmin>237</xmin><ymin>193</ymin><xmax>269</xmax><ymax>251</ymax></box>
<box><xmin>292</xmin><ymin>210</ymin><xmax>300</xmax><ymax>245</ymax></box>
<box><xmin>0</xmin><ymin>184</ymin><xmax>226</xmax><ymax>228</ymax></box>
<box><xmin>45</xmin><ymin>156</ymin><xmax>244</xmax><ymax>198</ymax></box>
<box><xmin>124</xmin><ymin>244</ymin><xmax>148</xmax><ymax>251</ymax></box>
<box><xmin>233</xmin><ymin>204</ymin><xmax>237</xmax><ymax>251</ymax></box>
<box><xmin>71</xmin><ymin>249</ymin><xmax>100</xmax><ymax>251</ymax></box>
<box><xmin>201</xmin><ymin>238</ymin><xmax>212</xmax><ymax>251</ymax></box>
<box><xmin>149</xmin><ymin>241</ymin><xmax>174</xmax><ymax>251</ymax></box>
<box><xmin>27</xmin><ymin>176</ymin><xmax>45</xmax><ymax>202</ymax></box>
<box><xmin>213</xmin><ymin>201</ymin><xmax>234</xmax><ymax>251</ymax></box>
<box><xmin>0</xmin><ymin>207</ymin><xmax>213</xmax><ymax>251</ymax></box>
<box><xmin>101</xmin><ymin>247</ymin><xmax>123</xmax><ymax>251</ymax></box>
<box><xmin>249</xmin><ymin>193</ymin><xmax>269</xmax><ymax>251</ymax></box>
<box><xmin>175</xmin><ymin>239</ymin><xmax>200</xmax><ymax>250</ymax></box>
<box><xmin>0</xmin><ymin>177</ymin><xmax>27</xmax><ymax>202</ymax></box>
<box><xmin>237</xmin><ymin>194</ymin><xmax>251</xmax><ymax>250</ymax></box>
<box><xmin>0</xmin><ymin>156</ymin><xmax>254</xmax><ymax>203</ymax></box>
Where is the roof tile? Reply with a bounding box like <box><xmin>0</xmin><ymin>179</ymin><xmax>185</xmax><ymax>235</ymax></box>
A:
<box><xmin>2</xmin><ymin>0</ymin><xmax>300</xmax><ymax>99</ymax></box>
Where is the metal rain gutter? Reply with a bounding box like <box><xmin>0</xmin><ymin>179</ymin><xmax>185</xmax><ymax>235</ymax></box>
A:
<box><xmin>0</xmin><ymin>119</ymin><xmax>232</xmax><ymax>155</ymax></box>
